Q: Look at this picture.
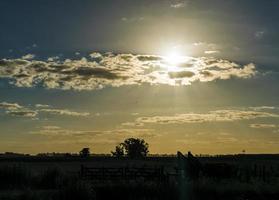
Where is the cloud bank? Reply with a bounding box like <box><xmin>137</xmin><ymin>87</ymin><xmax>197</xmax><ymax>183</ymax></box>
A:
<box><xmin>125</xmin><ymin>109</ymin><xmax>279</xmax><ymax>125</ymax></box>
<box><xmin>0</xmin><ymin>52</ymin><xmax>257</xmax><ymax>91</ymax></box>
<box><xmin>0</xmin><ymin>102</ymin><xmax>89</xmax><ymax>118</ymax></box>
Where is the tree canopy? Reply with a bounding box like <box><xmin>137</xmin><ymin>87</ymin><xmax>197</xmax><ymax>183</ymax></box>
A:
<box><xmin>112</xmin><ymin>138</ymin><xmax>149</xmax><ymax>159</ymax></box>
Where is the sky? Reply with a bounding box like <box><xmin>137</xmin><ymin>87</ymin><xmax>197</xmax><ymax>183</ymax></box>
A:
<box><xmin>0</xmin><ymin>0</ymin><xmax>279</xmax><ymax>155</ymax></box>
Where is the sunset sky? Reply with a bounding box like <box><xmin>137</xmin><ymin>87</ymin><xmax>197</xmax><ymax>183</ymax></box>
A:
<box><xmin>0</xmin><ymin>0</ymin><xmax>279</xmax><ymax>154</ymax></box>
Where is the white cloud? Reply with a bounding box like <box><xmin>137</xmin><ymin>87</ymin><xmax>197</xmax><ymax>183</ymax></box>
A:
<box><xmin>39</xmin><ymin>108</ymin><xmax>90</xmax><ymax>117</ymax></box>
<box><xmin>0</xmin><ymin>101</ymin><xmax>89</xmax><ymax>118</ymax></box>
<box><xmin>121</xmin><ymin>17</ymin><xmax>144</xmax><ymax>22</ymax></box>
<box><xmin>0</xmin><ymin>102</ymin><xmax>22</xmax><ymax>110</ymax></box>
<box><xmin>249</xmin><ymin>106</ymin><xmax>276</xmax><ymax>111</ymax></box>
<box><xmin>170</xmin><ymin>1</ymin><xmax>188</xmax><ymax>8</ymax></box>
<box><xmin>21</xmin><ymin>54</ymin><xmax>35</xmax><ymax>60</ymax></box>
<box><xmin>124</xmin><ymin>109</ymin><xmax>279</xmax><ymax>125</ymax></box>
<box><xmin>0</xmin><ymin>102</ymin><xmax>37</xmax><ymax>118</ymax></box>
<box><xmin>35</xmin><ymin>104</ymin><xmax>50</xmax><ymax>108</ymax></box>
<box><xmin>47</xmin><ymin>56</ymin><xmax>60</xmax><ymax>62</ymax></box>
<box><xmin>204</xmin><ymin>50</ymin><xmax>220</xmax><ymax>54</ymax></box>
<box><xmin>0</xmin><ymin>52</ymin><xmax>257</xmax><ymax>91</ymax></box>
<box><xmin>30</xmin><ymin>126</ymin><xmax>158</xmax><ymax>144</ymax></box>
<box><xmin>249</xmin><ymin>124</ymin><xmax>277</xmax><ymax>129</ymax></box>
<box><xmin>254</xmin><ymin>31</ymin><xmax>265</xmax><ymax>39</ymax></box>
<box><xmin>6</xmin><ymin>110</ymin><xmax>38</xmax><ymax>118</ymax></box>
<box><xmin>89</xmin><ymin>52</ymin><xmax>102</xmax><ymax>59</ymax></box>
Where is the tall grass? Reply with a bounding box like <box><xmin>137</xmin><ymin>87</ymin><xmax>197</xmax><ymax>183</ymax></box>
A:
<box><xmin>0</xmin><ymin>165</ymin><xmax>95</xmax><ymax>200</ymax></box>
<box><xmin>0</xmin><ymin>164</ymin><xmax>278</xmax><ymax>200</ymax></box>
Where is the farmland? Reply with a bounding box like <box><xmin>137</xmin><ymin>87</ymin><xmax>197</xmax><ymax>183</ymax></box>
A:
<box><xmin>0</xmin><ymin>154</ymin><xmax>279</xmax><ymax>200</ymax></box>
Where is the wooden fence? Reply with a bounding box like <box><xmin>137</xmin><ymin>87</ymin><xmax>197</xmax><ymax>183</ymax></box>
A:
<box><xmin>80</xmin><ymin>165</ymin><xmax>167</xmax><ymax>183</ymax></box>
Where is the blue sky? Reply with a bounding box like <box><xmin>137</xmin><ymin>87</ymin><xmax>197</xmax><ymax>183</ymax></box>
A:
<box><xmin>0</xmin><ymin>0</ymin><xmax>279</xmax><ymax>154</ymax></box>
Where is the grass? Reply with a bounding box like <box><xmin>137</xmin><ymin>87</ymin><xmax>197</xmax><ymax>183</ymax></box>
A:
<box><xmin>0</xmin><ymin>160</ymin><xmax>278</xmax><ymax>200</ymax></box>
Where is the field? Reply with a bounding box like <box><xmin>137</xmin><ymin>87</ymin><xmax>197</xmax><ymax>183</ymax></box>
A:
<box><xmin>0</xmin><ymin>154</ymin><xmax>279</xmax><ymax>200</ymax></box>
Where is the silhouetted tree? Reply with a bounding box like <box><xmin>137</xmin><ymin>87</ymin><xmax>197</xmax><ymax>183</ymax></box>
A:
<box><xmin>111</xmin><ymin>144</ymin><xmax>125</xmax><ymax>157</ymax></box>
<box><xmin>79</xmin><ymin>148</ymin><xmax>90</xmax><ymax>158</ymax></box>
<box><xmin>118</xmin><ymin>138</ymin><xmax>149</xmax><ymax>159</ymax></box>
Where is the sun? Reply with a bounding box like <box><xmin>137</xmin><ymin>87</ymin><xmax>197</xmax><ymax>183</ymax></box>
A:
<box><xmin>165</xmin><ymin>52</ymin><xmax>183</xmax><ymax>65</ymax></box>
<box><xmin>164</xmin><ymin>51</ymin><xmax>186</xmax><ymax>71</ymax></box>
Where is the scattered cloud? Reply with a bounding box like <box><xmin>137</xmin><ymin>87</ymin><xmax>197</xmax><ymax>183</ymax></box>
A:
<box><xmin>0</xmin><ymin>52</ymin><xmax>257</xmax><ymax>91</ymax></box>
<box><xmin>0</xmin><ymin>102</ymin><xmax>37</xmax><ymax>118</ymax></box>
<box><xmin>21</xmin><ymin>54</ymin><xmax>35</xmax><ymax>60</ymax></box>
<box><xmin>170</xmin><ymin>0</ymin><xmax>188</xmax><ymax>8</ymax></box>
<box><xmin>30</xmin><ymin>126</ymin><xmax>158</xmax><ymax>144</ymax></box>
<box><xmin>249</xmin><ymin>106</ymin><xmax>276</xmax><ymax>111</ymax></box>
<box><xmin>39</xmin><ymin>108</ymin><xmax>90</xmax><ymax>117</ymax></box>
<box><xmin>6</xmin><ymin>110</ymin><xmax>38</xmax><ymax>118</ymax></box>
<box><xmin>204</xmin><ymin>50</ymin><xmax>220</xmax><ymax>54</ymax></box>
<box><xmin>250</xmin><ymin>124</ymin><xmax>277</xmax><ymax>129</ymax></box>
<box><xmin>0</xmin><ymin>101</ymin><xmax>89</xmax><ymax>118</ymax></box>
<box><xmin>89</xmin><ymin>52</ymin><xmax>102</xmax><ymax>59</ymax></box>
<box><xmin>122</xmin><ymin>122</ymin><xmax>144</xmax><ymax>127</ymax></box>
<box><xmin>35</xmin><ymin>104</ymin><xmax>50</xmax><ymax>108</ymax></box>
<box><xmin>121</xmin><ymin>17</ymin><xmax>144</xmax><ymax>22</ymax></box>
<box><xmin>216</xmin><ymin>136</ymin><xmax>238</xmax><ymax>144</ymax></box>
<box><xmin>254</xmin><ymin>30</ymin><xmax>265</xmax><ymax>39</ymax></box>
<box><xmin>47</xmin><ymin>56</ymin><xmax>60</xmax><ymax>62</ymax></box>
<box><xmin>0</xmin><ymin>102</ymin><xmax>22</xmax><ymax>110</ymax></box>
<box><xmin>125</xmin><ymin>109</ymin><xmax>279</xmax><ymax>125</ymax></box>
<box><xmin>30</xmin><ymin>126</ymin><xmax>103</xmax><ymax>137</ymax></box>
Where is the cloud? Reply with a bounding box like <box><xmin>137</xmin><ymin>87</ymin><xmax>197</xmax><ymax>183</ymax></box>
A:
<box><xmin>30</xmin><ymin>126</ymin><xmax>158</xmax><ymax>145</ymax></box>
<box><xmin>168</xmin><ymin>71</ymin><xmax>195</xmax><ymax>78</ymax></box>
<box><xmin>89</xmin><ymin>52</ymin><xmax>102</xmax><ymax>59</ymax></box>
<box><xmin>47</xmin><ymin>56</ymin><xmax>60</xmax><ymax>62</ymax></box>
<box><xmin>204</xmin><ymin>50</ymin><xmax>220</xmax><ymax>54</ymax></box>
<box><xmin>0</xmin><ymin>102</ymin><xmax>37</xmax><ymax>118</ymax></box>
<box><xmin>21</xmin><ymin>54</ymin><xmax>35</xmax><ymax>60</ymax></box>
<box><xmin>254</xmin><ymin>31</ymin><xmax>265</xmax><ymax>39</ymax></box>
<box><xmin>249</xmin><ymin>106</ymin><xmax>276</xmax><ymax>111</ymax></box>
<box><xmin>170</xmin><ymin>0</ymin><xmax>188</xmax><ymax>8</ymax></box>
<box><xmin>0</xmin><ymin>101</ymin><xmax>89</xmax><ymax>118</ymax></box>
<box><xmin>124</xmin><ymin>109</ymin><xmax>279</xmax><ymax>125</ymax></box>
<box><xmin>122</xmin><ymin>122</ymin><xmax>144</xmax><ymax>127</ymax></box>
<box><xmin>249</xmin><ymin>124</ymin><xmax>277</xmax><ymax>129</ymax></box>
<box><xmin>31</xmin><ymin>126</ymin><xmax>102</xmax><ymax>137</ymax></box>
<box><xmin>35</xmin><ymin>104</ymin><xmax>50</xmax><ymax>108</ymax></box>
<box><xmin>6</xmin><ymin>110</ymin><xmax>38</xmax><ymax>118</ymax></box>
<box><xmin>121</xmin><ymin>17</ymin><xmax>144</xmax><ymax>22</ymax></box>
<box><xmin>0</xmin><ymin>52</ymin><xmax>257</xmax><ymax>91</ymax></box>
<box><xmin>39</xmin><ymin>108</ymin><xmax>90</xmax><ymax>117</ymax></box>
<box><xmin>0</xmin><ymin>102</ymin><xmax>22</xmax><ymax>110</ymax></box>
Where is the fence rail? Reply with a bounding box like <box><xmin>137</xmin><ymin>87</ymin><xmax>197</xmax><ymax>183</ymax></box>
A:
<box><xmin>80</xmin><ymin>165</ymin><xmax>167</xmax><ymax>182</ymax></box>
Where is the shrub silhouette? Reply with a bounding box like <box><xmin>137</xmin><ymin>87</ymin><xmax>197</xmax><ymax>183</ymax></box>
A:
<box><xmin>111</xmin><ymin>144</ymin><xmax>125</xmax><ymax>157</ymax></box>
<box><xmin>79</xmin><ymin>148</ymin><xmax>90</xmax><ymax>158</ymax></box>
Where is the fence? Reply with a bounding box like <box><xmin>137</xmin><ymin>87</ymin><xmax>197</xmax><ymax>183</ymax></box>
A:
<box><xmin>80</xmin><ymin>165</ymin><xmax>167</xmax><ymax>183</ymax></box>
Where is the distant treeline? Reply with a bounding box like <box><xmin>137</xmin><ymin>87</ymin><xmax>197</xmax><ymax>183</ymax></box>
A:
<box><xmin>1</xmin><ymin>152</ymin><xmax>279</xmax><ymax>161</ymax></box>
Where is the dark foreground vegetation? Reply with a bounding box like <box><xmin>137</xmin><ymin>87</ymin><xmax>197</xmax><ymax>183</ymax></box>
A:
<box><xmin>1</xmin><ymin>139</ymin><xmax>279</xmax><ymax>200</ymax></box>
<box><xmin>0</xmin><ymin>154</ymin><xmax>279</xmax><ymax>200</ymax></box>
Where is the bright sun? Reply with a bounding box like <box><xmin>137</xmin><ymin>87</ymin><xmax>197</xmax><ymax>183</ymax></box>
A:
<box><xmin>164</xmin><ymin>51</ymin><xmax>186</xmax><ymax>71</ymax></box>
<box><xmin>165</xmin><ymin>52</ymin><xmax>182</xmax><ymax>65</ymax></box>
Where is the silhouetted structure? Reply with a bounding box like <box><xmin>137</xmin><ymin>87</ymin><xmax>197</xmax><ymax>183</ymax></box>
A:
<box><xmin>177</xmin><ymin>151</ymin><xmax>202</xmax><ymax>180</ymax></box>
